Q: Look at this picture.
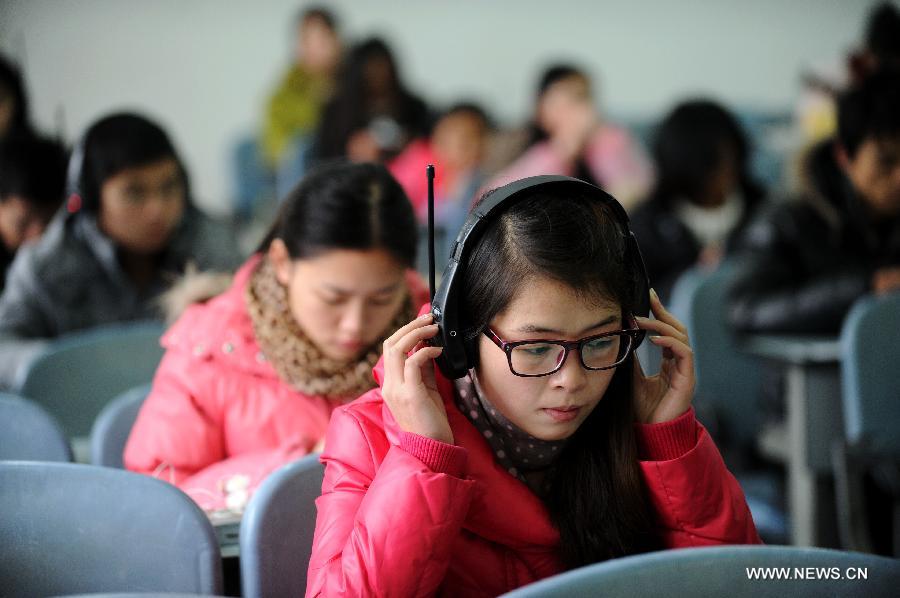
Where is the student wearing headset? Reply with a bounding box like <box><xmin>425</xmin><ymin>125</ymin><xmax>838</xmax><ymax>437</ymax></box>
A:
<box><xmin>306</xmin><ymin>176</ymin><xmax>760</xmax><ymax>596</ymax></box>
<box><xmin>0</xmin><ymin>112</ymin><xmax>240</xmax><ymax>389</ymax></box>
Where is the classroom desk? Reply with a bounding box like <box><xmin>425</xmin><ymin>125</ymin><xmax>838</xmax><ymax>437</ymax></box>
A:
<box><xmin>738</xmin><ymin>334</ymin><xmax>842</xmax><ymax>547</ymax></box>
<box><xmin>209</xmin><ymin>509</ymin><xmax>242</xmax><ymax>558</ymax></box>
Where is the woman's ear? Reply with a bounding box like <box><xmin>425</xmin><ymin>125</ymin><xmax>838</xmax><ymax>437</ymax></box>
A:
<box><xmin>267</xmin><ymin>238</ymin><xmax>293</xmax><ymax>286</ymax></box>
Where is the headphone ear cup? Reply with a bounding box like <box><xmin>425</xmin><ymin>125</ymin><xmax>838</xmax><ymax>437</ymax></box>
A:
<box><xmin>462</xmin><ymin>332</ymin><xmax>479</xmax><ymax>371</ymax></box>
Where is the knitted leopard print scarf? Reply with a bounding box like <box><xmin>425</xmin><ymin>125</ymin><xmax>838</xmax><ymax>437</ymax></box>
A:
<box><xmin>246</xmin><ymin>257</ymin><xmax>415</xmax><ymax>400</ymax></box>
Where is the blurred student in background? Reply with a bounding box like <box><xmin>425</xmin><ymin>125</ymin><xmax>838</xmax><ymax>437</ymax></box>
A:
<box><xmin>630</xmin><ymin>100</ymin><xmax>767</xmax><ymax>302</ymax></box>
<box><xmin>0</xmin><ymin>135</ymin><xmax>68</xmax><ymax>290</ymax></box>
<box><xmin>389</xmin><ymin>102</ymin><xmax>492</xmax><ymax>237</ymax></box>
<box><xmin>0</xmin><ymin>112</ymin><xmax>241</xmax><ymax>388</ymax></box>
<box><xmin>729</xmin><ymin>68</ymin><xmax>900</xmax><ymax>334</ymax></box>
<box><xmin>261</xmin><ymin>6</ymin><xmax>342</xmax><ymax>170</ymax></box>
<box><xmin>795</xmin><ymin>2</ymin><xmax>900</xmax><ymax>150</ymax></box>
<box><xmin>489</xmin><ymin>64</ymin><xmax>653</xmax><ymax>209</ymax></box>
<box><xmin>311</xmin><ymin>37</ymin><xmax>431</xmax><ymax>165</ymax></box>
<box><xmin>125</xmin><ymin>162</ymin><xmax>427</xmax><ymax>512</ymax></box>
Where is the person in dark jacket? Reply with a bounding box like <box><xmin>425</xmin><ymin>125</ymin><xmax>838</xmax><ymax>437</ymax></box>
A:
<box><xmin>728</xmin><ymin>69</ymin><xmax>900</xmax><ymax>335</ymax></box>
<box><xmin>0</xmin><ymin>112</ymin><xmax>242</xmax><ymax>388</ymax></box>
<box><xmin>630</xmin><ymin>99</ymin><xmax>767</xmax><ymax>302</ymax></box>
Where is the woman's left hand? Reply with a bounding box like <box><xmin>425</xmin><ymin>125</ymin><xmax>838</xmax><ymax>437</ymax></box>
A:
<box><xmin>632</xmin><ymin>289</ymin><xmax>695</xmax><ymax>424</ymax></box>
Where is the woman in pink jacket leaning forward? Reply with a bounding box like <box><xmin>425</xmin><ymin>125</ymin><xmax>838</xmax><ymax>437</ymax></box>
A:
<box><xmin>124</xmin><ymin>162</ymin><xmax>427</xmax><ymax>511</ymax></box>
<box><xmin>307</xmin><ymin>177</ymin><xmax>760</xmax><ymax>597</ymax></box>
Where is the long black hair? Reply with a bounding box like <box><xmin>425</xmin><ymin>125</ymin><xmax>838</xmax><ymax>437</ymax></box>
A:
<box><xmin>461</xmin><ymin>190</ymin><xmax>658</xmax><ymax>568</ymax></box>
<box><xmin>0</xmin><ymin>134</ymin><xmax>68</xmax><ymax>216</ymax></box>
<box><xmin>649</xmin><ymin>99</ymin><xmax>764</xmax><ymax>208</ymax></box>
<box><xmin>73</xmin><ymin>112</ymin><xmax>192</xmax><ymax>214</ymax></box>
<box><xmin>837</xmin><ymin>66</ymin><xmax>900</xmax><ymax>158</ymax></box>
<box><xmin>0</xmin><ymin>53</ymin><xmax>32</xmax><ymax>140</ymax></box>
<box><xmin>312</xmin><ymin>37</ymin><xmax>429</xmax><ymax>162</ymax></box>
<box><xmin>258</xmin><ymin>161</ymin><xmax>417</xmax><ymax>268</ymax></box>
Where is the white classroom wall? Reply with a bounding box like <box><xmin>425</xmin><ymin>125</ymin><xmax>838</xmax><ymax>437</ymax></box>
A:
<box><xmin>0</xmin><ymin>0</ymin><xmax>880</xmax><ymax>214</ymax></box>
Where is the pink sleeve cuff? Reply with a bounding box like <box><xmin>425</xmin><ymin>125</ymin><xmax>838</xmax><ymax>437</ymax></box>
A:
<box><xmin>634</xmin><ymin>407</ymin><xmax>698</xmax><ymax>461</ymax></box>
<box><xmin>399</xmin><ymin>431</ymin><xmax>468</xmax><ymax>477</ymax></box>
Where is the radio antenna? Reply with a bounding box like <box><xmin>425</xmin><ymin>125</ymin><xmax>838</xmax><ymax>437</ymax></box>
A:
<box><xmin>426</xmin><ymin>164</ymin><xmax>436</xmax><ymax>303</ymax></box>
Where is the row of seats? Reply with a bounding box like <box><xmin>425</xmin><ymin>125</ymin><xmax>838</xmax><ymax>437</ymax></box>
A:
<box><xmin>0</xmin><ymin>387</ymin><xmax>147</xmax><ymax>467</ymax></box>
<box><xmin>2</xmin><ymin>458</ymin><xmax>898</xmax><ymax>598</ymax></box>
<box><xmin>0</xmin><ymin>454</ymin><xmax>323</xmax><ymax>597</ymax></box>
<box><xmin>500</xmin><ymin>545</ymin><xmax>900</xmax><ymax>597</ymax></box>
<box><xmin>12</xmin><ymin>320</ymin><xmax>166</xmax><ymax>462</ymax></box>
<box><xmin>2</xmin><ymin>381</ymin><xmax>324</xmax><ymax>596</ymax></box>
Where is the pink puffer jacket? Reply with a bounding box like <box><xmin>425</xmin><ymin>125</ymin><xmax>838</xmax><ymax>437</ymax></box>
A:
<box><xmin>124</xmin><ymin>254</ymin><xmax>428</xmax><ymax>510</ymax></box>
<box><xmin>307</xmin><ymin>359</ymin><xmax>761</xmax><ymax>597</ymax></box>
<box><xmin>488</xmin><ymin>124</ymin><xmax>654</xmax><ymax>211</ymax></box>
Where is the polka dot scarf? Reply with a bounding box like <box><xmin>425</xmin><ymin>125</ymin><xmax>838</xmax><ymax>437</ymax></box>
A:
<box><xmin>454</xmin><ymin>371</ymin><xmax>567</xmax><ymax>492</ymax></box>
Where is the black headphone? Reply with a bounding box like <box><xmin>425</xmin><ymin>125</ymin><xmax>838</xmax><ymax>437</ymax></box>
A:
<box><xmin>430</xmin><ymin>175</ymin><xmax>650</xmax><ymax>380</ymax></box>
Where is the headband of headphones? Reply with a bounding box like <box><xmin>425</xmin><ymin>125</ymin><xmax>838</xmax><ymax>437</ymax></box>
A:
<box><xmin>430</xmin><ymin>175</ymin><xmax>650</xmax><ymax>380</ymax></box>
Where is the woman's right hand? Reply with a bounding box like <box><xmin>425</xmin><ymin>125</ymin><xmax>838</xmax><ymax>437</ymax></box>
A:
<box><xmin>381</xmin><ymin>313</ymin><xmax>453</xmax><ymax>444</ymax></box>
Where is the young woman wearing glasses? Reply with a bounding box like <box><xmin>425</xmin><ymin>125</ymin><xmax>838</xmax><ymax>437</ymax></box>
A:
<box><xmin>306</xmin><ymin>179</ymin><xmax>760</xmax><ymax>597</ymax></box>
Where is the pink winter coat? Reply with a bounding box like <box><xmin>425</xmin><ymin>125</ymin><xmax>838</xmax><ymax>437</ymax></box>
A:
<box><xmin>488</xmin><ymin>124</ymin><xmax>654</xmax><ymax>211</ymax></box>
<box><xmin>124</xmin><ymin>254</ymin><xmax>428</xmax><ymax>510</ymax></box>
<box><xmin>307</xmin><ymin>360</ymin><xmax>761</xmax><ymax>597</ymax></box>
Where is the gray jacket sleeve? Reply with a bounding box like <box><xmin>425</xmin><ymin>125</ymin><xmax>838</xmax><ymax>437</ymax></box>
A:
<box><xmin>0</xmin><ymin>246</ymin><xmax>55</xmax><ymax>389</ymax></box>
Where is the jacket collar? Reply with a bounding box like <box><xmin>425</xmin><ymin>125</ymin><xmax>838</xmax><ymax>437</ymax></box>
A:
<box><xmin>161</xmin><ymin>254</ymin><xmax>275</xmax><ymax>378</ymax></box>
<box><xmin>372</xmin><ymin>355</ymin><xmax>561</xmax><ymax>551</ymax></box>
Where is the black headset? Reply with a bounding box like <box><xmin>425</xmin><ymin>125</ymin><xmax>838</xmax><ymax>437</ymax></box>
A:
<box><xmin>429</xmin><ymin>174</ymin><xmax>650</xmax><ymax>380</ymax></box>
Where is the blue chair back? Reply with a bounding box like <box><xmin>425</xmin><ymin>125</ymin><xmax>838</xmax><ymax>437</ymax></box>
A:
<box><xmin>840</xmin><ymin>292</ymin><xmax>900</xmax><ymax>456</ymax></box>
<box><xmin>0</xmin><ymin>393</ymin><xmax>72</xmax><ymax>462</ymax></box>
<box><xmin>668</xmin><ymin>260</ymin><xmax>764</xmax><ymax>448</ymax></box>
<box><xmin>91</xmin><ymin>384</ymin><xmax>151</xmax><ymax>468</ymax></box>
<box><xmin>15</xmin><ymin>321</ymin><xmax>165</xmax><ymax>441</ymax></box>
<box><xmin>0</xmin><ymin>461</ymin><xmax>222</xmax><ymax>595</ymax></box>
<box><xmin>240</xmin><ymin>454</ymin><xmax>324</xmax><ymax>598</ymax></box>
<box><xmin>500</xmin><ymin>545</ymin><xmax>900</xmax><ymax>597</ymax></box>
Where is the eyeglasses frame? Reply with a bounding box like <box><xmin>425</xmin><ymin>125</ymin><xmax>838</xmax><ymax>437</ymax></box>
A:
<box><xmin>483</xmin><ymin>324</ymin><xmax>643</xmax><ymax>378</ymax></box>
